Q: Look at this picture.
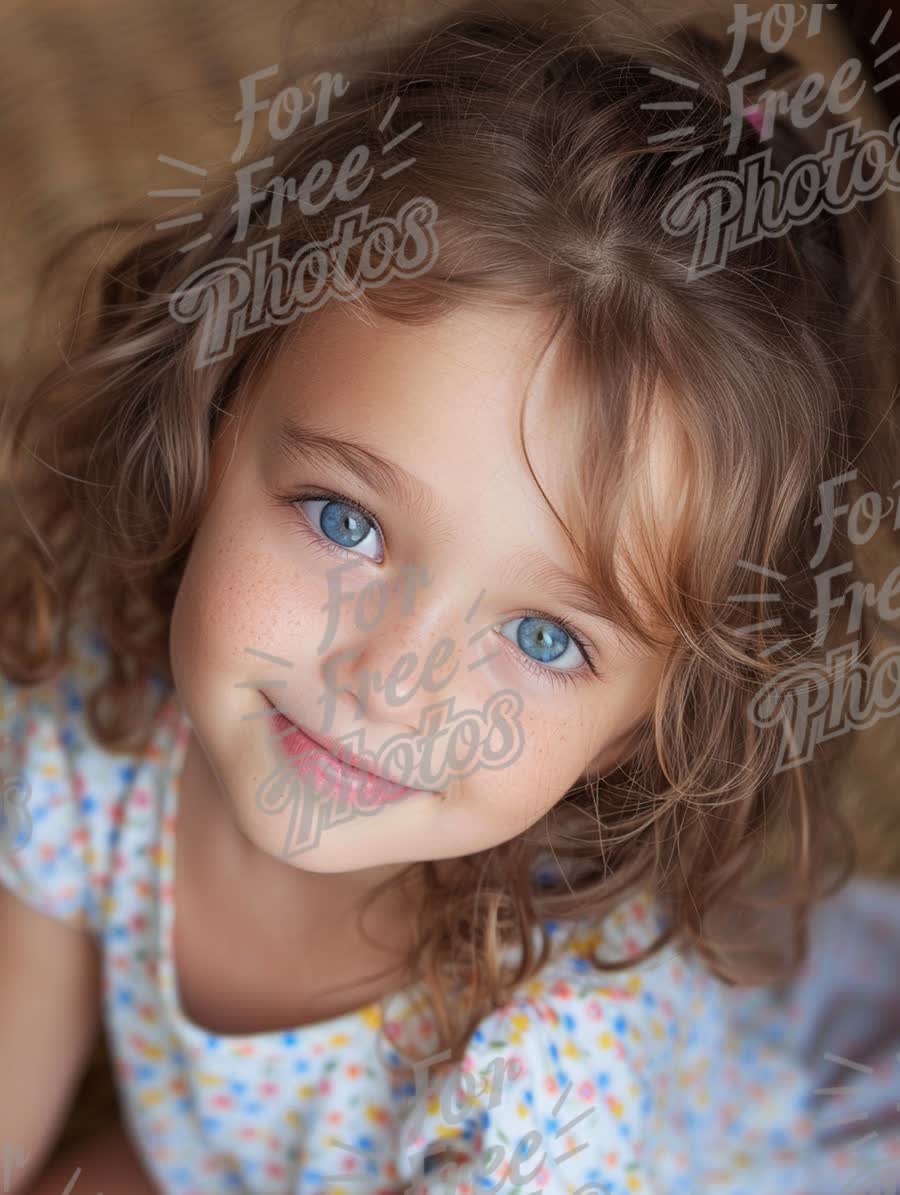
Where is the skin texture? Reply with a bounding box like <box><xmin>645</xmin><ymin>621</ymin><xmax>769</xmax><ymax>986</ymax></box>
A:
<box><xmin>168</xmin><ymin>301</ymin><xmax>675</xmax><ymax>961</ymax></box>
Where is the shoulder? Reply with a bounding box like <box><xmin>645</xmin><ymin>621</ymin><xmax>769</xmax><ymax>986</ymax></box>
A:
<box><xmin>396</xmin><ymin>889</ymin><xmax>696</xmax><ymax>1194</ymax></box>
<box><xmin>0</xmin><ymin>619</ymin><xmax>166</xmax><ymax>932</ymax></box>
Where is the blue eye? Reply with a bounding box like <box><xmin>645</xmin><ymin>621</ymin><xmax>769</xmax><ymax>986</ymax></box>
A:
<box><xmin>297</xmin><ymin>496</ymin><xmax>384</xmax><ymax>562</ymax></box>
<box><xmin>285</xmin><ymin>489</ymin><xmax>600</xmax><ymax>685</ymax></box>
<box><xmin>499</xmin><ymin>614</ymin><xmax>587</xmax><ymax>673</ymax></box>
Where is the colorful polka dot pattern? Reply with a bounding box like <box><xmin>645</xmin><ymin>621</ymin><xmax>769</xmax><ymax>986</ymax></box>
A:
<box><xmin>2</xmin><ymin>621</ymin><xmax>900</xmax><ymax>1194</ymax></box>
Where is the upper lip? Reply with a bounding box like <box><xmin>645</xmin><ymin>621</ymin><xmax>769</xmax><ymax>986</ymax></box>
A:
<box><xmin>263</xmin><ymin>695</ymin><xmax>445</xmax><ymax>793</ymax></box>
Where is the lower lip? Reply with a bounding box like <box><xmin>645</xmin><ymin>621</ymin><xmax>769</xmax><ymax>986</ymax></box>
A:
<box><xmin>268</xmin><ymin>710</ymin><xmax>425</xmax><ymax>809</ymax></box>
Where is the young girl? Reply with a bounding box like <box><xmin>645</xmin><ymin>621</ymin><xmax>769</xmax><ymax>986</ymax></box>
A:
<box><xmin>1</xmin><ymin>5</ymin><xmax>899</xmax><ymax>1194</ymax></box>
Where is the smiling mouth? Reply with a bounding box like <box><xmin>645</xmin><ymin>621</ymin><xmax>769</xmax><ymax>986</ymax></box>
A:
<box><xmin>260</xmin><ymin>694</ymin><xmax>444</xmax><ymax>803</ymax></box>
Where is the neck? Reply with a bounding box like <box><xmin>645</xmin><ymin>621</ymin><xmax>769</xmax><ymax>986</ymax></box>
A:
<box><xmin>179</xmin><ymin>730</ymin><xmax>425</xmax><ymax>963</ymax></box>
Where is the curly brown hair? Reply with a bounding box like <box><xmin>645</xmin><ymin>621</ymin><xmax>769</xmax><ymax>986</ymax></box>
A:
<box><xmin>2</xmin><ymin>4</ymin><xmax>898</xmax><ymax>1066</ymax></box>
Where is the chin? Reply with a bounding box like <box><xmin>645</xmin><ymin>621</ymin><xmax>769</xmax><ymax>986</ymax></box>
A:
<box><xmin>221</xmin><ymin>756</ymin><xmax>362</xmax><ymax>873</ymax></box>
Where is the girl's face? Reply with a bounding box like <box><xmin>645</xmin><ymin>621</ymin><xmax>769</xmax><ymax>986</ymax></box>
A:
<box><xmin>170</xmin><ymin>302</ymin><xmax>672</xmax><ymax>874</ymax></box>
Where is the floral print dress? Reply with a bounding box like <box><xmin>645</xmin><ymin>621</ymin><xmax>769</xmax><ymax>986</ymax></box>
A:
<box><xmin>2</xmin><ymin>621</ymin><xmax>899</xmax><ymax>1195</ymax></box>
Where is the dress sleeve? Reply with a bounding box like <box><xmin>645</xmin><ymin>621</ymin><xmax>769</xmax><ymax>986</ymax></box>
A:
<box><xmin>395</xmin><ymin>981</ymin><xmax>655</xmax><ymax>1195</ymax></box>
<box><xmin>0</xmin><ymin>625</ymin><xmax>114</xmax><ymax>933</ymax></box>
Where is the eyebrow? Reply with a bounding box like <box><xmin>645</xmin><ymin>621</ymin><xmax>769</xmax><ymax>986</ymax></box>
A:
<box><xmin>278</xmin><ymin>415</ymin><xmax>615</xmax><ymax>625</ymax></box>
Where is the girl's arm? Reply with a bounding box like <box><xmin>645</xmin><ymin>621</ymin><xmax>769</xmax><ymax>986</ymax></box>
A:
<box><xmin>0</xmin><ymin>885</ymin><xmax>102</xmax><ymax>1194</ymax></box>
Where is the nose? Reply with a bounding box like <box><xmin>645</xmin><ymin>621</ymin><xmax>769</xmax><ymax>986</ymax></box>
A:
<box><xmin>319</xmin><ymin>604</ymin><xmax>462</xmax><ymax>734</ymax></box>
<box><xmin>309</xmin><ymin>592</ymin><xmax>466</xmax><ymax>794</ymax></box>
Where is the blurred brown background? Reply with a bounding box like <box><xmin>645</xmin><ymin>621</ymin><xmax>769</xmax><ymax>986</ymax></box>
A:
<box><xmin>0</xmin><ymin>0</ymin><xmax>897</xmax><ymax>1167</ymax></box>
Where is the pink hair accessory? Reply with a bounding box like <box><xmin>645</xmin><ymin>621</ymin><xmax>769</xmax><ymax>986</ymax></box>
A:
<box><xmin>743</xmin><ymin>103</ymin><xmax>765</xmax><ymax>136</ymax></box>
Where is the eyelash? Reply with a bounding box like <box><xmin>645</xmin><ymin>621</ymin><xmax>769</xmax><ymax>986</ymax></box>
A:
<box><xmin>291</xmin><ymin>489</ymin><xmax>386</xmax><ymax>563</ymax></box>
<box><xmin>508</xmin><ymin>609</ymin><xmax>598</xmax><ymax>688</ymax></box>
<box><xmin>280</xmin><ymin>486</ymin><xmax>601</xmax><ymax>687</ymax></box>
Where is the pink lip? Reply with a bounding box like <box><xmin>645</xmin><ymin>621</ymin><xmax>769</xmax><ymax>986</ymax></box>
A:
<box><xmin>263</xmin><ymin>698</ymin><xmax>433</xmax><ymax>810</ymax></box>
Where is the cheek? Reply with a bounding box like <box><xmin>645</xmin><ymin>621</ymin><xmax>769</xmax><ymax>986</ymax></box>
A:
<box><xmin>170</xmin><ymin>510</ymin><xmax>288</xmax><ymax>679</ymax></box>
<box><xmin>174</xmin><ymin>502</ymin><xmax>360</xmax><ymax>689</ymax></box>
<box><xmin>463</xmin><ymin>709</ymin><xmax>585</xmax><ymax>830</ymax></box>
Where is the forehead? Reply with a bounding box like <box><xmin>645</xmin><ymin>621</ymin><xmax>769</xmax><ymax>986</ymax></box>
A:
<box><xmin>236</xmin><ymin>301</ymin><xmax>686</xmax><ymax>632</ymax></box>
<box><xmin>262</xmin><ymin>301</ymin><xmax>559</xmax><ymax>428</ymax></box>
<box><xmin>248</xmin><ymin>302</ymin><xmax>574</xmax><ymax>506</ymax></box>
